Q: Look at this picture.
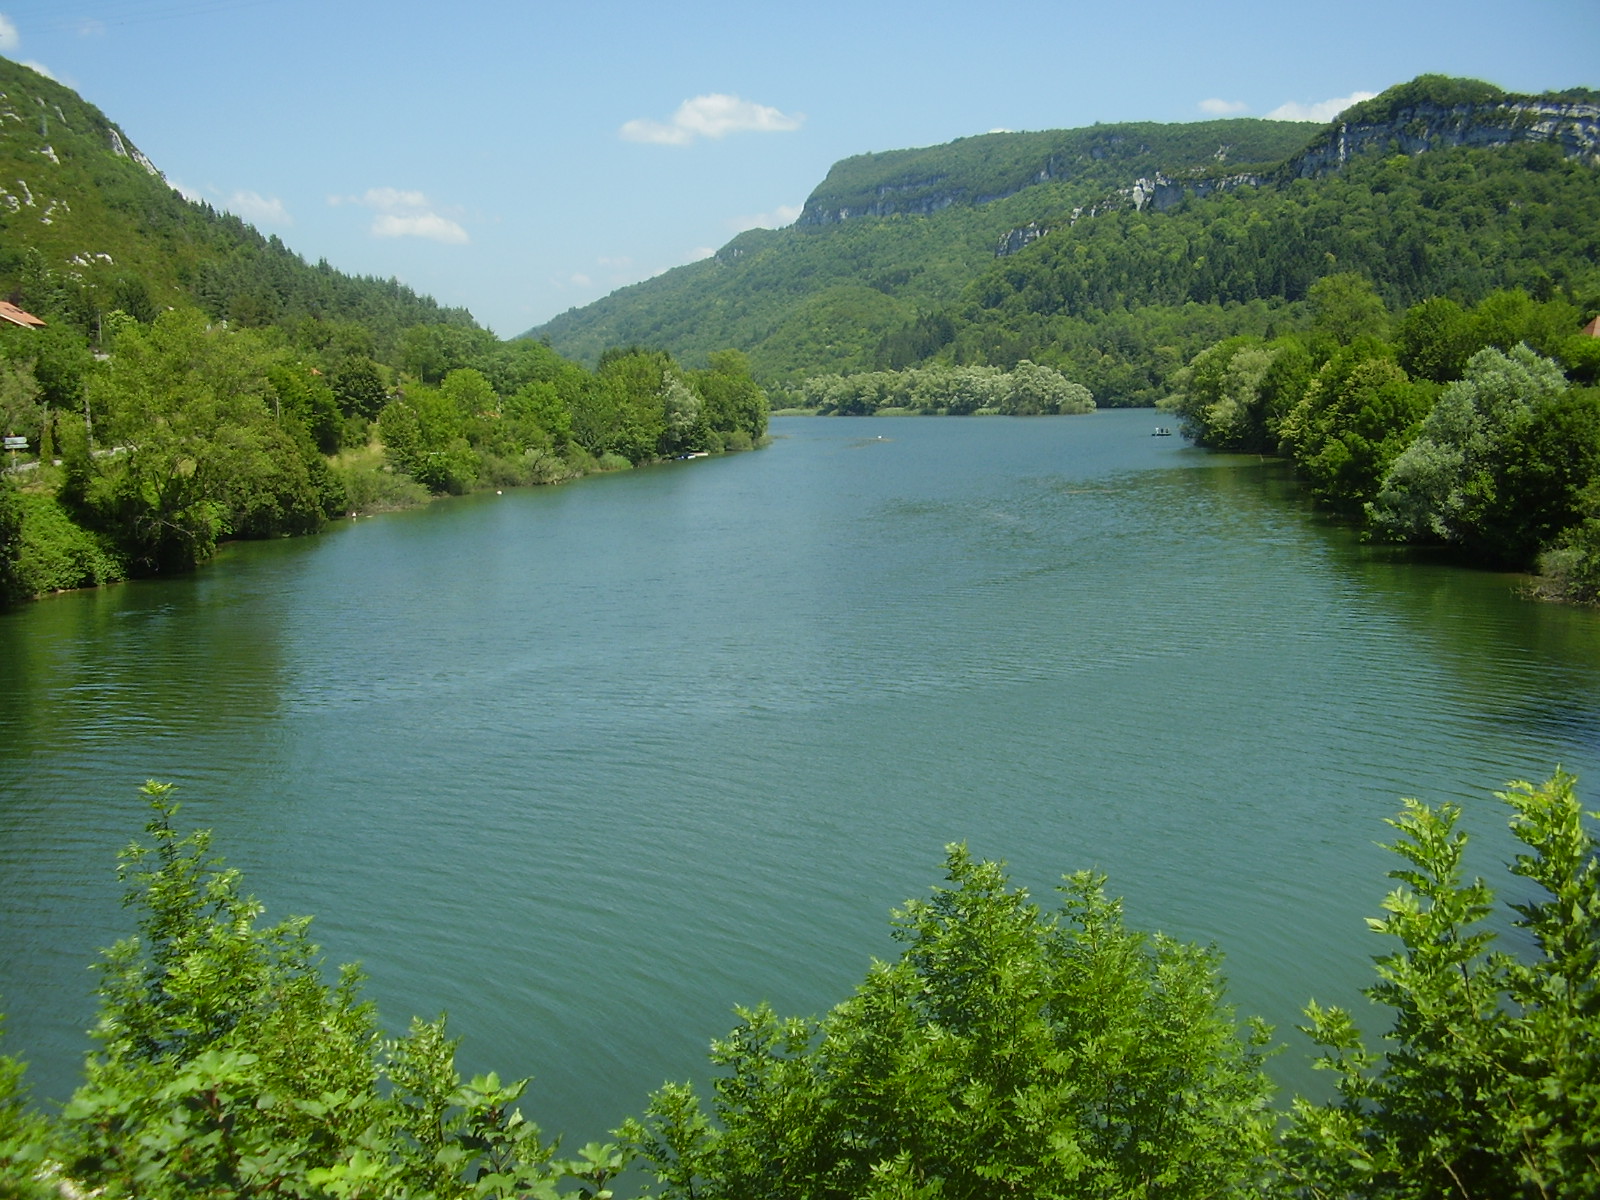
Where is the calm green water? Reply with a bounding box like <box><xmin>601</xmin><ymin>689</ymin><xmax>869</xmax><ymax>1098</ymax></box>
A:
<box><xmin>3</xmin><ymin>409</ymin><xmax>1598</xmax><ymax>1139</ymax></box>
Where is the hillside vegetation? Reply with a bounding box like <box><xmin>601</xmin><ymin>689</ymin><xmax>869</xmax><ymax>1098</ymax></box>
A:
<box><xmin>0</xmin><ymin>58</ymin><xmax>471</xmax><ymax>355</ymax></box>
<box><xmin>531</xmin><ymin>76</ymin><xmax>1600</xmax><ymax>400</ymax></box>
<box><xmin>2</xmin><ymin>770</ymin><xmax>1596</xmax><ymax>1198</ymax></box>
<box><xmin>0</xmin><ymin>57</ymin><xmax>769</xmax><ymax>605</ymax></box>
<box><xmin>530</xmin><ymin>118</ymin><xmax>1312</xmax><ymax>377</ymax></box>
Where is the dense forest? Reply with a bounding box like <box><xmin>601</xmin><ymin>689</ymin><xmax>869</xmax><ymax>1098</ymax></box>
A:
<box><xmin>0</xmin><ymin>57</ymin><xmax>768</xmax><ymax>605</ymax></box>
<box><xmin>1161</xmin><ymin>278</ymin><xmax>1600</xmax><ymax>603</ymax></box>
<box><xmin>532</xmin><ymin>77</ymin><xmax>1600</xmax><ymax>397</ymax></box>
<box><xmin>0</xmin><ymin>770</ymin><xmax>1595</xmax><ymax>1198</ymax></box>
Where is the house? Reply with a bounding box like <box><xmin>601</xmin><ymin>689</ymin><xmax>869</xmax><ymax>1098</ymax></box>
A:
<box><xmin>0</xmin><ymin>301</ymin><xmax>46</xmax><ymax>329</ymax></box>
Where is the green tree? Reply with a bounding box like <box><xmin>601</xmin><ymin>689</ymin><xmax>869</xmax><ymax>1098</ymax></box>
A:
<box><xmin>0</xmin><ymin>478</ymin><xmax>23</xmax><ymax>607</ymax></box>
<box><xmin>380</xmin><ymin>383</ymin><xmax>480</xmax><ymax>494</ymax></box>
<box><xmin>505</xmin><ymin>380</ymin><xmax>573</xmax><ymax>449</ymax></box>
<box><xmin>1170</xmin><ymin>336</ymin><xmax>1279</xmax><ymax>451</ymax></box>
<box><xmin>1536</xmin><ymin>503</ymin><xmax>1600</xmax><ymax>605</ymax></box>
<box><xmin>1485</xmin><ymin>387</ymin><xmax>1600</xmax><ymax>566</ymax></box>
<box><xmin>1280</xmin><ymin>349</ymin><xmax>1434</xmax><ymax>513</ymax></box>
<box><xmin>1395</xmin><ymin>296</ymin><xmax>1477</xmax><ymax>384</ymax></box>
<box><xmin>1307</xmin><ymin>272</ymin><xmax>1391</xmax><ymax>353</ymax></box>
<box><xmin>440</xmin><ymin>368</ymin><xmax>499</xmax><ymax>421</ymax></box>
<box><xmin>582</xmin><ymin>349</ymin><xmax>674</xmax><ymax>464</ymax></box>
<box><xmin>659</xmin><ymin>371</ymin><xmax>706</xmax><ymax>457</ymax></box>
<box><xmin>1370</xmin><ymin>344</ymin><xmax>1568</xmax><ymax>553</ymax></box>
<box><xmin>1281</xmin><ymin>771</ymin><xmax>1600</xmax><ymax>1198</ymax></box>
<box><xmin>0</xmin><ymin>359</ymin><xmax>43</xmax><ymax>447</ymax></box>
<box><xmin>0</xmin><ymin>1019</ymin><xmax>54</xmax><ymax>1199</ymax></box>
<box><xmin>72</xmin><ymin>310</ymin><xmax>327</xmax><ymax>572</ymax></box>
<box><xmin>267</xmin><ymin>361</ymin><xmax>343</xmax><ymax>455</ymax></box>
<box><xmin>0</xmin><ymin>323</ymin><xmax>93</xmax><ymax>421</ymax></box>
<box><xmin>328</xmin><ymin>356</ymin><xmax>389</xmax><ymax>420</ymax></box>
<box><xmin>60</xmin><ymin>783</ymin><xmax>580</xmax><ymax>1200</ymax></box>
<box><xmin>631</xmin><ymin>847</ymin><xmax>1274</xmax><ymax>1200</ymax></box>
<box><xmin>689</xmin><ymin>350</ymin><xmax>769</xmax><ymax>447</ymax></box>
<box><xmin>996</xmin><ymin>359</ymin><xmax>1095</xmax><ymax>414</ymax></box>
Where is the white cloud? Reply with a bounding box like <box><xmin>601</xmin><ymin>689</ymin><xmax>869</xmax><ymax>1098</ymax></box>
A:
<box><xmin>620</xmin><ymin>93</ymin><xmax>803</xmax><ymax>146</ymax></box>
<box><xmin>225</xmin><ymin>189</ymin><xmax>291</xmax><ymax>227</ymax></box>
<box><xmin>569</xmin><ymin>272</ymin><xmax>593</xmax><ymax>288</ymax></box>
<box><xmin>21</xmin><ymin>59</ymin><xmax>54</xmax><ymax>81</ymax></box>
<box><xmin>1266</xmin><ymin>91</ymin><xmax>1378</xmax><ymax>123</ymax></box>
<box><xmin>331</xmin><ymin>187</ymin><xmax>468</xmax><ymax>244</ymax></box>
<box><xmin>1199</xmin><ymin>98</ymin><xmax>1249</xmax><ymax>116</ymax></box>
<box><xmin>689</xmin><ymin>247</ymin><xmax>716</xmax><ymax>261</ymax></box>
<box><xmin>372</xmin><ymin>212</ymin><xmax>468</xmax><ymax>243</ymax></box>
<box><xmin>0</xmin><ymin>14</ymin><xmax>18</xmax><ymax>51</ymax></box>
<box><xmin>77</xmin><ymin>17</ymin><xmax>106</xmax><ymax>36</ymax></box>
<box><xmin>731</xmin><ymin>203</ymin><xmax>802</xmax><ymax>232</ymax></box>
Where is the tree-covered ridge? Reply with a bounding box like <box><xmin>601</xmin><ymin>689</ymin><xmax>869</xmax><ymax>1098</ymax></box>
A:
<box><xmin>797</xmin><ymin>118</ymin><xmax>1313</xmax><ymax>225</ymax></box>
<box><xmin>2</xmin><ymin>770</ymin><xmax>1595</xmax><ymax>1197</ymax></box>
<box><xmin>0</xmin><ymin>55</ymin><xmax>474</xmax><ymax>357</ymax></box>
<box><xmin>1315</xmin><ymin>73</ymin><xmax>1599</xmax><ymax>152</ymax></box>
<box><xmin>532</xmin><ymin>76</ymin><xmax>1600</xmax><ymax>395</ymax></box>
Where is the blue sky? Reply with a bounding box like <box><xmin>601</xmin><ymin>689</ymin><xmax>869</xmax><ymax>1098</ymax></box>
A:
<box><xmin>2</xmin><ymin>0</ymin><xmax>1595</xmax><ymax>337</ymax></box>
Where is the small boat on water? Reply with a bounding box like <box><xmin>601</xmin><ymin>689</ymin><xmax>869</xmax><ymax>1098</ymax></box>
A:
<box><xmin>1152</xmin><ymin>426</ymin><xmax>1173</xmax><ymax>437</ymax></box>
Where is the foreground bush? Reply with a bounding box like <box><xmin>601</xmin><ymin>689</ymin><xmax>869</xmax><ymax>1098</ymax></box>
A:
<box><xmin>630</xmin><ymin>849</ymin><xmax>1275</xmax><ymax>1199</ymax></box>
<box><xmin>0</xmin><ymin>771</ymin><xmax>1594</xmax><ymax>1197</ymax></box>
<box><xmin>1282</xmin><ymin>770</ymin><xmax>1600</xmax><ymax>1198</ymax></box>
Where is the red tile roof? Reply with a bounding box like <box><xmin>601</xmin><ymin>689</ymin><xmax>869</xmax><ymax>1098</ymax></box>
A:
<box><xmin>0</xmin><ymin>301</ymin><xmax>46</xmax><ymax>328</ymax></box>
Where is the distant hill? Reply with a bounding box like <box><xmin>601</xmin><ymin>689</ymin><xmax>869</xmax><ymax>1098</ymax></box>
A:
<box><xmin>528</xmin><ymin>76</ymin><xmax>1600</xmax><ymax>400</ymax></box>
<box><xmin>0</xmin><ymin>55</ymin><xmax>476</xmax><ymax>354</ymax></box>
<box><xmin>527</xmin><ymin>118</ymin><xmax>1311</xmax><ymax>378</ymax></box>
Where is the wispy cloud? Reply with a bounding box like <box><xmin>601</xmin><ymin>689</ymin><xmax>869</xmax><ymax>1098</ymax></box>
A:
<box><xmin>77</xmin><ymin>17</ymin><xmax>106</xmax><ymax>36</ymax></box>
<box><xmin>0</xmin><ymin>14</ymin><xmax>18</xmax><ymax>51</ymax></box>
<box><xmin>1199</xmin><ymin>98</ymin><xmax>1249</xmax><ymax>116</ymax></box>
<box><xmin>621</xmin><ymin>93</ymin><xmax>803</xmax><ymax>146</ymax></box>
<box><xmin>330</xmin><ymin>187</ymin><xmax>469</xmax><ymax>244</ymax></box>
<box><xmin>731</xmin><ymin>203</ymin><xmax>801</xmax><ymax>232</ymax></box>
<box><xmin>1266</xmin><ymin>91</ymin><xmax>1377</xmax><ymax>123</ymax></box>
<box><xmin>21</xmin><ymin>59</ymin><xmax>54</xmax><ymax>80</ymax></box>
<box><xmin>225</xmin><ymin>189</ymin><xmax>291</xmax><ymax>227</ymax></box>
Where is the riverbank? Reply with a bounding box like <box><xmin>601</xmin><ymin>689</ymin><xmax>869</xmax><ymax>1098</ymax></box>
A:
<box><xmin>0</xmin><ymin>433</ymin><xmax>770</xmax><ymax>605</ymax></box>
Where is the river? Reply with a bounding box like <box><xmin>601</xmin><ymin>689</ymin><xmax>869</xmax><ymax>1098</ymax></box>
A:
<box><xmin>2</xmin><ymin>409</ymin><xmax>1597</xmax><ymax>1141</ymax></box>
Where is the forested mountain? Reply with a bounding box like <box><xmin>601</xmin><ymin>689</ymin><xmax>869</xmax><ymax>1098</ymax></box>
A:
<box><xmin>529</xmin><ymin>76</ymin><xmax>1600</xmax><ymax>398</ymax></box>
<box><xmin>0</xmin><ymin>56</ymin><xmax>474</xmax><ymax>355</ymax></box>
<box><xmin>0</xmin><ymin>56</ymin><xmax>768</xmax><ymax>604</ymax></box>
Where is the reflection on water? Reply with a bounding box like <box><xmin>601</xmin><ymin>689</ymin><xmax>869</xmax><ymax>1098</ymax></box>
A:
<box><xmin>1</xmin><ymin>410</ymin><xmax>1596</xmax><ymax>1137</ymax></box>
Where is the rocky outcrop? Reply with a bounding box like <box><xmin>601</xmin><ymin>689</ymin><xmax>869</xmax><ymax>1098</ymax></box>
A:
<box><xmin>106</xmin><ymin>126</ymin><xmax>162</xmax><ymax>177</ymax></box>
<box><xmin>995</xmin><ymin>171</ymin><xmax>1265</xmax><ymax>256</ymax></box>
<box><xmin>993</xmin><ymin>93</ymin><xmax>1598</xmax><ymax>259</ymax></box>
<box><xmin>996</xmin><ymin>222</ymin><xmax>1049</xmax><ymax>256</ymax></box>
<box><xmin>800</xmin><ymin>175</ymin><xmax>967</xmax><ymax>224</ymax></box>
<box><xmin>1289</xmin><ymin>99</ymin><xmax>1600</xmax><ymax>178</ymax></box>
